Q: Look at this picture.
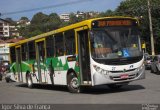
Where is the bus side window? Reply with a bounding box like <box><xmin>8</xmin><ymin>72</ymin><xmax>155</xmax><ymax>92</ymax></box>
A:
<box><xmin>64</xmin><ymin>30</ymin><xmax>75</xmax><ymax>55</ymax></box>
<box><xmin>22</xmin><ymin>43</ymin><xmax>28</xmax><ymax>61</ymax></box>
<box><xmin>28</xmin><ymin>41</ymin><xmax>36</xmax><ymax>60</ymax></box>
<box><xmin>55</xmin><ymin>33</ymin><xmax>64</xmax><ymax>56</ymax></box>
<box><xmin>46</xmin><ymin>35</ymin><xmax>54</xmax><ymax>57</ymax></box>
<box><xmin>10</xmin><ymin>47</ymin><xmax>16</xmax><ymax>63</ymax></box>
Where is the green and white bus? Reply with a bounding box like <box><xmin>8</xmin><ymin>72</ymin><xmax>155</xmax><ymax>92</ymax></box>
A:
<box><xmin>7</xmin><ymin>16</ymin><xmax>145</xmax><ymax>93</ymax></box>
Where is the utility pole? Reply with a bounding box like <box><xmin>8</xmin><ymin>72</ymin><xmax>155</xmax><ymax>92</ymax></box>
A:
<box><xmin>148</xmin><ymin>0</ymin><xmax>155</xmax><ymax>55</ymax></box>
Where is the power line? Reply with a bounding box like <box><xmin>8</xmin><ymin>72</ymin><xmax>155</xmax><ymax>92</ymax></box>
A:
<box><xmin>1</xmin><ymin>0</ymin><xmax>93</xmax><ymax>16</ymax></box>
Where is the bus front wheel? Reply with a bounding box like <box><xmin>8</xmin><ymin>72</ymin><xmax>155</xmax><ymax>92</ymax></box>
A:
<box><xmin>67</xmin><ymin>72</ymin><xmax>80</xmax><ymax>93</ymax></box>
<box><xmin>26</xmin><ymin>73</ymin><xmax>33</xmax><ymax>88</ymax></box>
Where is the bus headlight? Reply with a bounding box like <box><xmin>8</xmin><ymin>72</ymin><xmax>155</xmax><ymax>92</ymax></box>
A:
<box><xmin>93</xmin><ymin>65</ymin><xmax>109</xmax><ymax>75</ymax></box>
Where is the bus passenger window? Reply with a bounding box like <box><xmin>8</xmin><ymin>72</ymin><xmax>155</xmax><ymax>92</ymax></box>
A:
<box><xmin>10</xmin><ymin>47</ymin><xmax>16</xmax><ymax>63</ymax></box>
<box><xmin>28</xmin><ymin>41</ymin><xmax>36</xmax><ymax>60</ymax></box>
<box><xmin>46</xmin><ymin>36</ymin><xmax>54</xmax><ymax>57</ymax></box>
<box><xmin>55</xmin><ymin>33</ymin><xmax>64</xmax><ymax>56</ymax></box>
<box><xmin>64</xmin><ymin>30</ymin><xmax>75</xmax><ymax>55</ymax></box>
<box><xmin>22</xmin><ymin>43</ymin><xmax>28</xmax><ymax>61</ymax></box>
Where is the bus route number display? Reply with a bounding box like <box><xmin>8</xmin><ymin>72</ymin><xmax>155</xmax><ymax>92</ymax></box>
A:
<box><xmin>93</xmin><ymin>19</ymin><xmax>137</xmax><ymax>28</ymax></box>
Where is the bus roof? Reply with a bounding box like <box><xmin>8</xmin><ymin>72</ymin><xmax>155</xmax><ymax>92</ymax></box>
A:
<box><xmin>9</xmin><ymin>16</ymin><xmax>138</xmax><ymax>47</ymax></box>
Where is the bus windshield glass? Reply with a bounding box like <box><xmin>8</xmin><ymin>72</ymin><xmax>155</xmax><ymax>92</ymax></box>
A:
<box><xmin>90</xmin><ymin>27</ymin><xmax>142</xmax><ymax>60</ymax></box>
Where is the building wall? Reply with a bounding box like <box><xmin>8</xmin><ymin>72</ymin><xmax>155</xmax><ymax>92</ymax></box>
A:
<box><xmin>0</xmin><ymin>19</ymin><xmax>10</xmax><ymax>38</ymax></box>
<box><xmin>0</xmin><ymin>43</ymin><xmax>10</xmax><ymax>61</ymax></box>
<box><xmin>0</xmin><ymin>18</ymin><xmax>19</xmax><ymax>38</ymax></box>
<box><xmin>60</xmin><ymin>13</ymin><xmax>70</xmax><ymax>22</ymax></box>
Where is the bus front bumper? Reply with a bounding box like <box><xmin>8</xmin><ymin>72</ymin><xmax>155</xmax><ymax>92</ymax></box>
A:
<box><xmin>93</xmin><ymin>65</ymin><xmax>145</xmax><ymax>86</ymax></box>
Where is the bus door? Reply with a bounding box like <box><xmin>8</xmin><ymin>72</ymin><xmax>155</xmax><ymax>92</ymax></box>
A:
<box><xmin>76</xmin><ymin>29</ymin><xmax>91</xmax><ymax>85</ymax></box>
<box><xmin>15</xmin><ymin>46</ymin><xmax>23</xmax><ymax>82</ymax></box>
<box><xmin>35</xmin><ymin>39</ymin><xmax>47</xmax><ymax>83</ymax></box>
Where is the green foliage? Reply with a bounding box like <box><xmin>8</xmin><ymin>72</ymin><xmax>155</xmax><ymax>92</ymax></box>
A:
<box><xmin>5</xmin><ymin>18</ymin><xmax>16</xmax><ymax>25</ymax></box>
<box><xmin>19</xmin><ymin>12</ymin><xmax>62</xmax><ymax>38</ymax></box>
<box><xmin>29</xmin><ymin>30</ymin><xmax>42</xmax><ymax>37</ymax></box>
<box><xmin>20</xmin><ymin>17</ymin><xmax>29</xmax><ymax>21</ymax></box>
<box><xmin>69</xmin><ymin>13</ymin><xmax>81</xmax><ymax>24</ymax></box>
<box><xmin>17</xmin><ymin>0</ymin><xmax>160</xmax><ymax>53</ymax></box>
<box><xmin>97</xmin><ymin>10</ymin><xmax>116</xmax><ymax>17</ymax></box>
<box><xmin>115</xmin><ymin>0</ymin><xmax>160</xmax><ymax>54</ymax></box>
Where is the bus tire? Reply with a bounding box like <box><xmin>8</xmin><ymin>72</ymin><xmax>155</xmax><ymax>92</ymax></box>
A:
<box><xmin>67</xmin><ymin>72</ymin><xmax>80</xmax><ymax>93</ymax></box>
<box><xmin>26</xmin><ymin>73</ymin><xmax>33</xmax><ymax>88</ymax></box>
<box><xmin>5</xmin><ymin>78</ymin><xmax>10</xmax><ymax>83</ymax></box>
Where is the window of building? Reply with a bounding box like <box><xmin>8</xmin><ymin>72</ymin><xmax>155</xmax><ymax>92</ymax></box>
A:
<box><xmin>4</xmin><ymin>23</ymin><xmax>8</xmax><ymax>26</ymax></box>
<box><xmin>64</xmin><ymin>30</ymin><xmax>75</xmax><ymax>55</ymax></box>
<box><xmin>4</xmin><ymin>28</ymin><xmax>8</xmax><ymax>30</ymax></box>
<box><xmin>4</xmin><ymin>32</ymin><xmax>8</xmax><ymax>35</ymax></box>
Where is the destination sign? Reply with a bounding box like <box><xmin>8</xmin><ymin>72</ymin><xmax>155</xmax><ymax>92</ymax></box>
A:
<box><xmin>92</xmin><ymin>19</ymin><xmax>138</xmax><ymax>28</ymax></box>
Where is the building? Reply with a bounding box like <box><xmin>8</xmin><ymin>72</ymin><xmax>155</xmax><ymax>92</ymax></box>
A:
<box><xmin>0</xmin><ymin>37</ymin><xmax>25</xmax><ymax>61</ymax></box>
<box><xmin>9</xmin><ymin>26</ymin><xmax>19</xmax><ymax>37</ymax></box>
<box><xmin>59</xmin><ymin>11</ymin><xmax>100</xmax><ymax>22</ymax></box>
<box><xmin>76</xmin><ymin>12</ymin><xmax>85</xmax><ymax>18</ymax></box>
<box><xmin>59</xmin><ymin>13</ymin><xmax>70</xmax><ymax>22</ymax></box>
<box><xmin>0</xmin><ymin>43</ymin><xmax>10</xmax><ymax>61</ymax></box>
<box><xmin>17</xmin><ymin>19</ymin><xmax>30</xmax><ymax>28</ymax></box>
<box><xmin>76</xmin><ymin>11</ymin><xmax>100</xmax><ymax>19</ymax></box>
<box><xmin>0</xmin><ymin>18</ymin><xmax>19</xmax><ymax>39</ymax></box>
<box><xmin>0</xmin><ymin>18</ymin><xmax>10</xmax><ymax>38</ymax></box>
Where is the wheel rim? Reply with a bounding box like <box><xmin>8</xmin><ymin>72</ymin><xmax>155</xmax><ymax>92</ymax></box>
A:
<box><xmin>70</xmin><ymin>77</ymin><xmax>79</xmax><ymax>89</ymax></box>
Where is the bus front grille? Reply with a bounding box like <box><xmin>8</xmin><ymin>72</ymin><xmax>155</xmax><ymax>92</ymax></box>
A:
<box><xmin>110</xmin><ymin>69</ymin><xmax>136</xmax><ymax>73</ymax></box>
<box><xmin>110</xmin><ymin>74</ymin><xmax>136</xmax><ymax>81</ymax></box>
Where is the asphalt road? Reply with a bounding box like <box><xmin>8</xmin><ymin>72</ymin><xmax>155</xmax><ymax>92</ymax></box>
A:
<box><xmin>0</xmin><ymin>70</ymin><xmax>160</xmax><ymax>105</ymax></box>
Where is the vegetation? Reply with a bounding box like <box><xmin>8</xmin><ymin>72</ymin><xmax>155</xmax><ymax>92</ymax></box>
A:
<box><xmin>115</xmin><ymin>0</ymin><xmax>160</xmax><ymax>54</ymax></box>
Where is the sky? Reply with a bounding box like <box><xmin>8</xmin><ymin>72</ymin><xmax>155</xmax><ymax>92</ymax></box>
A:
<box><xmin>0</xmin><ymin>0</ymin><xmax>123</xmax><ymax>20</ymax></box>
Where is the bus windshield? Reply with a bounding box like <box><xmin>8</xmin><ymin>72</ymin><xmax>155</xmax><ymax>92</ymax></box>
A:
<box><xmin>90</xmin><ymin>27</ymin><xmax>142</xmax><ymax>60</ymax></box>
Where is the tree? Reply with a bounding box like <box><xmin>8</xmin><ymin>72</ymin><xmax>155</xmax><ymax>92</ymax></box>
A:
<box><xmin>20</xmin><ymin>17</ymin><xmax>29</xmax><ymax>21</ymax></box>
<box><xmin>69</xmin><ymin>13</ymin><xmax>79</xmax><ymax>24</ymax></box>
<box><xmin>115</xmin><ymin>0</ymin><xmax>160</xmax><ymax>54</ymax></box>
<box><xmin>31</xmin><ymin>12</ymin><xmax>48</xmax><ymax>25</ymax></box>
<box><xmin>5</xmin><ymin>18</ymin><xmax>16</xmax><ymax>25</ymax></box>
<box><xmin>18</xmin><ymin>17</ymin><xmax>30</xmax><ymax>27</ymax></box>
<box><xmin>48</xmin><ymin>13</ymin><xmax>62</xmax><ymax>30</ymax></box>
<box><xmin>97</xmin><ymin>10</ymin><xmax>116</xmax><ymax>17</ymax></box>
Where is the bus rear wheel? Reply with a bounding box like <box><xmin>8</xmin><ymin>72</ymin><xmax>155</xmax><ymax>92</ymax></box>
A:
<box><xmin>26</xmin><ymin>74</ymin><xmax>33</xmax><ymax>88</ymax></box>
<box><xmin>67</xmin><ymin>72</ymin><xmax>80</xmax><ymax>93</ymax></box>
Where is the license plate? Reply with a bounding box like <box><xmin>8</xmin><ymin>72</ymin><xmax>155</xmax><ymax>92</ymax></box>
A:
<box><xmin>120</xmin><ymin>74</ymin><xmax>129</xmax><ymax>79</ymax></box>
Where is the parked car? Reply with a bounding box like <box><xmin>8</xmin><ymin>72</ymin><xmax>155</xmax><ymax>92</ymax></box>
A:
<box><xmin>150</xmin><ymin>55</ymin><xmax>160</xmax><ymax>75</ymax></box>
<box><xmin>144</xmin><ymin>55</ymin><xmax>152</xmax><ymax>69</ymax></box>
